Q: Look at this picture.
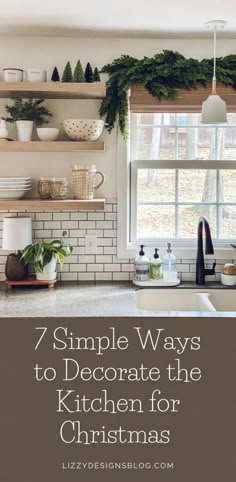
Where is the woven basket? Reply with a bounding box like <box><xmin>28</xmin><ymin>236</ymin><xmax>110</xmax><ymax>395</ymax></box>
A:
<box><xmin>72</xmin><ymin>167</ymin><xmax>104</xmax><ymax>200</ymax></box>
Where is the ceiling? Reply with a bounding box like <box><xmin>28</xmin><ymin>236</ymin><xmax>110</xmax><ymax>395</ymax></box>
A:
<box><xmin>1</xmin><ymin>0</ymin><xmax>236</xmax><ymax>37</ymax></box>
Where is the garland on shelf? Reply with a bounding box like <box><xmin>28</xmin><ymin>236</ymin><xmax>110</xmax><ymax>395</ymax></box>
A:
<box><xmin>99</xmin><ymin>50</ymin><xmax>236</xmax><ymax>140</ymax></box>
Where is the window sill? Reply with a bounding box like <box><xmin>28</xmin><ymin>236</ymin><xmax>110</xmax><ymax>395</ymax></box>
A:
<box><xmin>118</xmin><ymin>242</ymin><xmax>236</xmax><ymax>261</ymax></box>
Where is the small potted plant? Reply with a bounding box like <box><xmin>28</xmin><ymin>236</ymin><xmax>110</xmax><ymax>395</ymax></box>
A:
<box><xmin>21</xmin><ymin>235</ymin><xmax>73</xmax><ymax>281</ymax></box>
<box><xmin>5</xmin><ymin>97</ymin><xmax>53</xmax><ymax>141</ymax></box>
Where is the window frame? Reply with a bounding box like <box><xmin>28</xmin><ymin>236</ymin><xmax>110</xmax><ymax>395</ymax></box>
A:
<box><xmin>117</xmin><ymin>105</ymin><xmax>236</xmax><ymax>261</ymax></box>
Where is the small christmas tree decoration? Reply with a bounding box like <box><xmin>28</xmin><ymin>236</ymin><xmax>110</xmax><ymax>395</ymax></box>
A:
<box><xmin>51</xmin><ymin>67</ymin><xmax>60</xmax><ymax>82</ymax></box>
<box><xmin>61</xmin><ymin>61</ymin><xmax>73</xmax><ymax>82</ymax></box>
<box><xmin>93</xmin><ymin>67</ymin><xmax>101</xmax><ymax>82</ymax></box>
<box><xmin>73</xmin><ymin>60</ymin><xmax>84</xmax><ymax>82</ymax></box>
<box><xmin>85</xmin><ymin>62</ymin><xmax>94</xmax><ymax>83</ymax></box>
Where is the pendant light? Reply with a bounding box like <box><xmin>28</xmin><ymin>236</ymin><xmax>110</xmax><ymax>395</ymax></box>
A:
<box><xmin>201</xmin><ymin>20</ymin><xmax>227</xmax><ymax>124</ymax></box>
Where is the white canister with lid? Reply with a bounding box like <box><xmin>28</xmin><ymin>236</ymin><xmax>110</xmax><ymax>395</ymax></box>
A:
<box><xmin>26</xmin><ymin>68</ymin><xmax>47</xmax><ymax>82</ymax></box>
<box><xmin>3</xmin><ymin>68</ymin><xmax>23</xmax><ymax>82</ymax></box>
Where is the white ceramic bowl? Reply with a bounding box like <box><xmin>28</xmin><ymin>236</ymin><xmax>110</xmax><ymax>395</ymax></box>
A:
<box><xmin>37</xmin><ymin>128</ymin><xmax>60</xmax><ymax>141</ymax></box>
<box><xmin>0</xmin><ymin>188</ymin><xmax>31</xmax><ymax>199</ymax></box>
<box><xmin>62</xmin><ymin>118</ymin><xmax>104</xmax><ymax>141</ymax></box>
<box><xmin>221</xmin><ymin>273</ymin><xmax>236</xmax><ymax>286</ymax></box>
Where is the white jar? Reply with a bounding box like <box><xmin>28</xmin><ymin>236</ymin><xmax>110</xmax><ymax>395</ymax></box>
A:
<box><xmin>0</xmin><ymin>119</ymin><xmax>8</xmax><ymax>139</ymax></box>
<box><xmin>16</xmin><ymin>120</ymin><xmax>34</xmax><ymax>142</ymax></box>
<box><xmin>3</xmin><ymin>68</ymin><xmax>23</xmax><ymax>82</ymax></box>
<box><xmin>26</xmin><ymin>68</ymin><xmax>47</xmax><ymax>82</ymax></box>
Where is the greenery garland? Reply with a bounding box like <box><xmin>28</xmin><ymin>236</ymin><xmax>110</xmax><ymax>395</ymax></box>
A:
<box><xmin>99</xmin><ymin>50</ymin><xmax>236</xmax><ymax>140</ymax></box>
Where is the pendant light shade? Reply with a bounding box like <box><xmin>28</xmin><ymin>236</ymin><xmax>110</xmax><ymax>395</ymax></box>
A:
<box><xmin>202</xmin><ymin>94</ymin><xmax>227</xmax><ymax>124</ymax></box>
<box><xmin>201</xmin><ymin>20</ymin><xmax>227</xmax><ymax>124</ymax></box>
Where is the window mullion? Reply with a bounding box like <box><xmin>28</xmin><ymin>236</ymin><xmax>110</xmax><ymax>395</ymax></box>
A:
<box><xmin>175</xmin><ymin>124</ymin><xmax>179</xmax><ymax>238</ymax></box>
<box><xmin>215</xmin><ymin>127</ymin><xmax>220</xmax><ymax>238</ymax></box>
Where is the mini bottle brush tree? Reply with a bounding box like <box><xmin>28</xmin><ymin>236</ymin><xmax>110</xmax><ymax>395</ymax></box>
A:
<box><xmin>51</xmin><ymin>67</ymin><xmax>60</xmax><ymax>82</ymax></box>
<box><xmin>61</xmin><ymin>61</ymin><xmax>73</xmax><ymax>82</ymax></box>
<box><xmin>85</xmin><ymin>62</ymin><xmax>94</xmax><ymax>83</ymax></box>
<box><xmin>73</xmin><ymin>60</ymin><xmax>84</xmax><ymax>82</ymax></box>
<box><xmin>93</xmin><ymin>67</ymin><xmax>101</xmax><ymax>82</ymax></box>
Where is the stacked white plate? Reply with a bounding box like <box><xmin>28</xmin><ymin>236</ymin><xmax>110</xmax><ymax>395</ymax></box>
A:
<box><xmin>0</xmin><ymin>177</ymin><xmax>32</xmax><ymax>199</ymax></box>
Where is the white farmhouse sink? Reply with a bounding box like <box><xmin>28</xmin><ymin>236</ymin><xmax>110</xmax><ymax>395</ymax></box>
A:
<box><xmin>135</xmin><ymin>288</ymin><xmax>236</xmax><ymax>313</ymax></box>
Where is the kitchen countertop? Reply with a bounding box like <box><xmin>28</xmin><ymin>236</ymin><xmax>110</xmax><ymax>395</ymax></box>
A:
<box><xmin>0</xmin><ymin>280</ymin><xmax>236</xmax><ymax>318</ymax></box>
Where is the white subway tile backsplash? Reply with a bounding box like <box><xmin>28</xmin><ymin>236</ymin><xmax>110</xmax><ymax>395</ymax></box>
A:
<box><xmin>79</xmin><ymin>221</ymin><xmax>96</xmax><ymax>229</ymax></box>
<box><xmin>104</xmin><ymin>264</ymin><xmax>121</xmax><ymax>272</ymax></box>
<box><xmin>96</xmin><ymin>221</ymin><xmax>113</xmax><ymax>229</ymax></box>
<box><xmin>88</xmin><ymin>213</ymin><xmax>105</xmax><ymax>221</ymax></box>
<box><xmin>52</xmin><ymin>229</ymin><xmax>69</xmax><ymax>238</ymax></box>
<box><xmin>35</xmin><ymin>213</ymin><xmax>52</xmax><ymax>221</ymax></box>
<box><xmin>44</xmin><ymin>221</ymin><xmax>61</xmax><ymax>229</ymax></box>
<box><xmin>70</xmin><ymin>212</ymin><xmax>88</xmax><ymax>221</ymax></box>
<box><xmin>35</xmin><ymin>230</ymin><xmax>51</xmax><ymax>238</ymax></box>
<box><xmin>0</xmin><ymin>202</ymin><xmax>231</xmax><ymax>283</ymax></box>
<box><xmin>79</xmin><ymin>255</ymin><xmax>95</xmax><ymax>263</ymax></box>
<box><xmin>104</xmin><ymin>247</ymin><xmax>117</xmax><ymax>255</ymax></box>
<box><xmin>87</xmin><ymin>264</ymin><xmax>103</xmax><ymax>272</ymax></box>
<box><xmin>96</xmin><ymin>272</ymin><xmax>112</xmax><ymax>281</ymax></box>
<box><xmin>121</xmin><ymin>264</ymin><xmax>134</xmax><ymax>272</ymax></box>
<box><xmin>95</xmin><ymin>255</ymin><xmax>113</xmax><ymax>263</ymax></box>
<box><xmin>69</xmin><ymin>229</ymin><xmax>86</xmax><ymax>237</ymax></box>
<box><xmin>61</xmin><ymin>273</ymin><xmax>78</xmax><ymax>281</ymax></box>
<box><xmin>113</xmin><ymin>272</ymin><xmax>130</xmax><ymax>281</ymax></box>
<box><xmin>79</xmin><ymin>273</ymin><xmax>95</xmax><ymax>281</ymax></box>
<box><xmin>104</xmin><ymin>229</ymin><xmax>117</xmax><ymax>237</ymax></box>
<box><xmin>62</xmin><ymin>221</ymin><xmax>79</xmax><ymax>229</ymax></box>
<box><xmin>97</xmin><ymin>238</ymin><xmax>113</xmax><ymax>246</ymax></box>
<box><xmin>53</xmin><ymin>212</ymin><xmax>70</xmax><ymax>221</ymax></box>
<box><xmin>105</xmin><ymin>213</ymin><xmax>117</xmax><ymax>221</ymax></box>
<box><xmin>70</xmin><ymin>264</ymin><xmax>86</xmax><ymax>272</ymax></box>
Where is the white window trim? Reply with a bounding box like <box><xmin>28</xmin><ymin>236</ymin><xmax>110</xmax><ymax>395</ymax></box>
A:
<box><xmin>117</xmin><ymin>132</ymin><xmax>236</xmax><ymax>262</ymax></box>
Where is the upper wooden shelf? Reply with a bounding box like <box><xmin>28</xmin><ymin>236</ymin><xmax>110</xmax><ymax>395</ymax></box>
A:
<box><xmin>0</xmin><ymin>141</ymin><xmax>105</xmax><ymax>152</ymax></box>
<box><xmin>0</xmin><ymin>198</ymin><xmax>105</xmax><ymax>211</ymax></box>
<box><xmin>0</xmin><ymin>82</ymin><xmax>106</xmax><ymax>99</ymax></box>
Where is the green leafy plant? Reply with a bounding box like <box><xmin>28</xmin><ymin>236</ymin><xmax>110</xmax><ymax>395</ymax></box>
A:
<box><xmin>5</xmin><ymin>97</ymin><xmax>53</xmax><ymax>125</ymax></box>
<box><xmin>85</xmin><ymin>62</ymin><xmax>94</xmax><ymax>83</ymax></box>
<box><xmin>21</xmin><ymin>236</ymin><xmax>73</xmax><ymax>273</ymax></box>
<box><xmin>99</xmin><ymin>50</ymin><xmax>236</xmax><ymax>140</ymax></box>
<box><xmin>62</xmin><ymin>61</ymin><xmax>73</xmax><ymax>82</ymax></box>
<box><xmin>73</xmin><ymin>60</ymin><xmax>84</xmax><ymax>82</ymax></box>
<box><xmin>93</xmin><ymin>67</ymin><xmax>101</xmax><ymax>82</ymax></box>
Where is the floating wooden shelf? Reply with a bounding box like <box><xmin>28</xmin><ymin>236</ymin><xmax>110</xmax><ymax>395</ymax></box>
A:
<box><xmin>0</xmin><ymin>82</ymin><xmax>106</xmax><ymax>99</ymax></box>
<box><xmin>0</xmin><ymin>198</ymin><xmax>105</xmax><ymax>211</ymax></box>
<box><xmin>0</xmin><ymin>141</ymin><xmax>105</xmax><ymax>152</ymax></box>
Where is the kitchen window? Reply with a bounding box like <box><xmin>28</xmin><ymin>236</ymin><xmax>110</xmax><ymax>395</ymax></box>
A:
<box><xmin>117</xmin><ymin>108</ymin><xmax>236</xmax><ymax>258</ymax></box>
<box><xmin>130</xmin><ymin>112</ymin><xmax>236</xmax><ymax>244</ymax></box>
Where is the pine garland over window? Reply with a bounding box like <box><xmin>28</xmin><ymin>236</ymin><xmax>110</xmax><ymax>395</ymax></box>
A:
<box><xmin>99</xmin><ymin>50</ymin><xmax>236</xmax><ymax>140</ymax></box>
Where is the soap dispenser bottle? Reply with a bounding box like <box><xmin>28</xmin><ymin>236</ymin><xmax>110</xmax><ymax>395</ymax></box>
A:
<box><xmin>163</xmin><ymin>242</ymin><xmax>178</xmax><ymax>282</ymax></box>
<box><xmin>134</xmin><ymin>245</ymin><xmax>149</xmax><ymax>281</ymax></box>
<box><xmin>150</xmin><ymin>248</ymin><xmax>163</xmax><ymax>280</ymax></box>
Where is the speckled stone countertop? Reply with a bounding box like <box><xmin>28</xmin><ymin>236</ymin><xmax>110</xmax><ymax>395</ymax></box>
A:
<box><xmin>0</xmin><ymin>281</ymin><xmax>236</xmax><ymax>318</ymax></box>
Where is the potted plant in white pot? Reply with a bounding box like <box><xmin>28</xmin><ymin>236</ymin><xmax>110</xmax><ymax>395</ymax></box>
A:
<box><xmin>21</xmin><ymin>236</ymin><xmax>73</xmax><ymax>281</ymax></box>
<box><xmin>5</xmin><ymin>97</ymin><xmax>53</xmax><ymax>141</ymax></box>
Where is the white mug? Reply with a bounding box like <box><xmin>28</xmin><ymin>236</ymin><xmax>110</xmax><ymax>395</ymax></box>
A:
<box><xmin>26</xmin><ymin>68</ymin><xmax>47</xmax><ymax>82</ymax></box>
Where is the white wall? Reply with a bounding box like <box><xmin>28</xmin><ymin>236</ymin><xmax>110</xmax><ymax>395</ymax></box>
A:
<box><xmin>0</xmin><ymin>36</ymin><xmax>235</xmax><ymax>198</ymax></box>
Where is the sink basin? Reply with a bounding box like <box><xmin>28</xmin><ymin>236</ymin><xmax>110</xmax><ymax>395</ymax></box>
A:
<box><xmin>135</xmin><ymin>288</ymin><xmax>236</xmax><ymax>313</ymax></box>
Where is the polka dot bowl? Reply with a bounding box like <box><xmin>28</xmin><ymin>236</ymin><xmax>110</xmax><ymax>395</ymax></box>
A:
<box><xmin>62</xmin><ymin>118</ymin><xmax>104</xmax><ymax>141</ymax></box>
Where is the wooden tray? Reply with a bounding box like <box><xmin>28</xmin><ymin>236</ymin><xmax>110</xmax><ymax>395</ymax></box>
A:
<box><xmin>5</xmin><ymin>277</ymin><xmax>57</xmax><ymax>289</ymax></box>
